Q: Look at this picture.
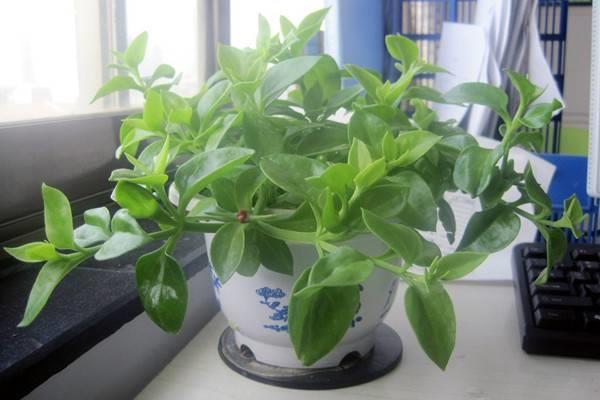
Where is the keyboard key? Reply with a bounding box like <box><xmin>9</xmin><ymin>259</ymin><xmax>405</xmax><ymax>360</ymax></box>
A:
<box><xmin>532</xmin><ymin>294</ymin><xmax>593</xmax><ymax>309</ymax></box>
<box><xmin>583</xmin><ymin>312</ymin><xmax>600</xmax><ymax>333</ymax></box>
<box><xmin>534</xmin><ymin>308</ymin><xmax>579</xmax><ymax>329</ymax></box>
<box><xmin>571</xmin><ymin>248</ymin><xmax>599</xmax><ymax>261</ymax></box>
<box><xmin>555</xmin><ymin>262</ymin><xmax>576</xmax><ymax>272</ymax></box>
<box><xmin>523</xmin><ymin>247</ymin><xmax>546</xmax><ymax>258</ymax></box>
<box><xmin>525</xmin><ymin>258</ymin><xmax>547</xmax><ymax>269</ymax></box>
<box><xmin>528</xmin><ymin>268</ymin><xmax>565</xmax><ymax>282</ymax></box>
<box><xmin>569</xmin><ymin>271</ymin><xmax>593</xmax><ymax>285</ymax></box>
<box><xmin>577</xmin><ymin>261</ymin><xmax>600</xmax><ymax>272</ymax></box>
<box><xmin>530</xmin><ymin>282</ymin><xmax>570</xmax><ymax>295</ymax></box>
<box><xmin>584</xmin><ymin>284</ymin><xmax>600</xmax><ymax>296</ymax></box>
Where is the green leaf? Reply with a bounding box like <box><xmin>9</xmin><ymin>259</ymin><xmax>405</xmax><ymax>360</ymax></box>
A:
<box><xmin>114</xmin><ymin>181</ymin><xmax>161</xmax><ymax>219</ymax></box>
<box><xmin>18</xmin><ymin>253</ymin><xmax>88</xmax><ymax>326</ymax></box>
<box><xmin>210</xmin><ymin>178</ymin><xmax>237</xmax><ymax>212</ymax></box>
<box><xmin>453</xmin><ymin>145</ymin><xmax>501</xmax><ymax>195</ymax></box>
<box><xmin>385</xmin><ymin>34</ymin><xmax>419</xmax><ymax>70</ymax></box>
<box><xmin>143</xmin><ymin>89</ymin><xmax>164</xmax><ymax>131</ymax></box>
<box><xmin>534</xmin><ymin>224</ymin><xmax>568</xmax><ymax>285</ymax></box>
<box><xmin>4</xmin><ymin>242</ymin><xmax>59</xmax><ymax>263</ymax></box>
<box><xmin>457</xmin><ymin>205</ymin><xmax>521</xmax><ymax>253</ymax></box>
<box><xmin>520</xmin><ymin>99</ymin><xmax>563</xmax><ymax>129</ymax></box>
<box><xmin>507</xmin><ymin>70</ymin><xmax>543</xmax><ymax>107</ymax></box>
<box><xmin>210</xmin><ymin>222</ymin><xmax>245</xmax><ymax>283</ymax></box>
<box><xmin>433</xmin><ymin>252</ymin><xmax>488</xmax><ymax>280</ymax></box>
<box><xmin>174</xmin><ymin>147</ymin><xmax>254</xmax><ymax>208</ymax></box>
<box><xmin>387</xmin><ymin>171</ymin><xmax>438</xmax><ymax>231</ymax></box>
<box><xmin>546</xmin><ymin>194</ymin><xmax>585</xmax><ymax>237</ymax></box>
<box><xmin>151</xmin><ymin>64</ymin><xmax>176</xmax><ymax>82</ymax></box>
<box><xmin>118</xmin><ymin>128</ymin><xmax>162</xmax><ymax>159</ymax></box>
<box><xmin>136</xmin><ymin>246</ymin><xmax>188</xmax><ymax>333</ymax></box>
<box><xmin>261</xmin><ymin>56</ymin><xmax>321</xmax><ymax>106</ymax></box>
<box><xmin>288</xmin><ymin>268</ymin><xmax>359</xmax><ymax>366</ymax></box>
<box><xmin>260</xmin><ymin>154</ymin><xmax>326</xmax><ymax>199</ymax></box>
<box><xmin>256</xmin><ymin>14</ymin><xmax>271</xmax><ymax>50</ymax></box>
<box><xmin>304</xmin><ymin>247</ymin><xmax>373</xmax><ymax>290</ymax></box>
<box><xmin>236</xmin><ymin>229</ymin><xmax>261</xmax><ymax>277</ymax></box>
<box><xmin>414</xmin><ymin>235</ymin><xmax>442</xmax><ymax>267</ymax></box>
<box><xmin>308</xmin><ymin>163</ymin><xmax>357</xmax><ymax>199</ymax></box>
<box><xmin>235</xmin><ymin>167</ymin><xmax>266</xmax><ymax>210</ymax></box>
<box><xmin>405</xmin><ymin>279</ymin><xmax>456</xmax><ymax>370</ymax></box>
<box><xmin>73</xmin><ymin>207</ymin><xmax>111</xmax><ymax>248</ymax></box>
<box><xmin>444</xmin><ymin>82</ymin><xmax>510</xmax><ymax>122</ymax></box>
<box><xmin>294</xmin><ymin>125</ymin><xmax>348</xmax><ymax>157</ymax></box>
<box><xmin>257</xmin><ymin>232</ymin><xmax>293</xmax><ymax>275</ymax></box>
<box><xmin>348</xmin><ymin>110</ymin><xmax>387</xmax><ymax>158</ymax></box>
<box><xmin>290</xmin><ymin>8</ymin><xmax>328</xmax><ymax>55</ymax></box>
<box><xmin>95</xmin><ymin>210</ymin><xmax>151</xmax><ymax>261</ymax></box>
<box><xmin>197</xmin><ymin>80</ymin><xmax>231</xmax><ymax>128</ymax></box>
<box><xmin>242</xmin><ymin>113</ymin><xmax>285</xmax><ymax>158</ymax></box>
<box><xmin>354</xmin><ymin>158</ymin><xmax>386</xmax><ymax>194</ymax></box>
<box><xmin>42</xmin><ymin>184</ymin><xmax>74</xmax><ymax>249</ymax></box>
<box><xmin>91</xmin><ymin>76</ymin><xmax>142</xmax><ymax>103</ymax></box>
<box><xmin>392</xmin><ymin>130</ymin><xmax>442</xmax><ymax>167</ymax></box>
<box><xmin>124</xmin><ymin>31</ymin><xmax>148</xmax><ymax>68</ymax></box>
<box><xmin>345</xmin><ymin>64</ymin><xmax>382</xmax><ymax>100</ymax></box>
<box><xmin>438</xmin><ymin>199</ymin><xmax>456</xmax><ymax>243</ymax></box>
<box><xmin>280</xmin><ymin>15</ymin><xmax>295</xmax><ymax>37</ymax></box>
<box><xmin>109</xmin><ymin>169</ymin><xmax>168</xmax><ymax>187</ymax></box>
<box><xmin>362</xmin><ymin>209</ymin><xmax>422</xmax><ymax>264</ymax></box>
<box><xmin>524</xmin><ymin>164</ymin><xmax>552</xmax><ymax>217</ymax></box>
<box><xmin>324</xmin><ymin>85</ymin><xmax>362</xmax><ymax>113</ymax></box>
<box><xmin>348</xmin><ymin>138</ymin><xmax>373</xmax><ymax>171</ymax></box>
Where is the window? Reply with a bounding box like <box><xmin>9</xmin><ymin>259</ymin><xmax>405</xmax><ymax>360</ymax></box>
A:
<box><xmin>0</xmin><ymin>0</ymin><xmax>201</xmax><ymax>124</ymax></box>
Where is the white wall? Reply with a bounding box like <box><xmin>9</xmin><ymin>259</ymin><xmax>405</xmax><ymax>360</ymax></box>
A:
<box><xmin>563</xmin><ymin>6</ymin><xmax>593</xmax><ymax>130</ymax></box>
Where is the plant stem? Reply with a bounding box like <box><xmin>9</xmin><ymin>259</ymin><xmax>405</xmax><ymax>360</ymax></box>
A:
<box><xmin>183</xmin><ymin>221</ymin><xmax>222</xmax><ymax>233</ymax></box>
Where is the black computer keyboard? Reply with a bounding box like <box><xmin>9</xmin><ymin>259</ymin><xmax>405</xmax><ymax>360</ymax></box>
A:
<box><xmin>513</xmin><ymin>242</ymin><xmax>600</xmax><ymax>359</ymax></box>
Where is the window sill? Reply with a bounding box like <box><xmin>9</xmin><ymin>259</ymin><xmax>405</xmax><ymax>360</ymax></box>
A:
<box><xmin>0</xmin><ymin>232</ymin><xmax>211</xmax><ymax>399</ymax></box>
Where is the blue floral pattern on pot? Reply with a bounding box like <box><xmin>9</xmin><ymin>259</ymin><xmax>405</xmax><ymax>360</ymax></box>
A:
<box><xmin>380</xmin><ymin>279</ymin><xmax>398</xmax><ymax>319</ymax></box>
<box><xmin>256</xmin><ymin>287</ymin><xmax>289</xmax><ymax>332</ymax></box>
<box><xmin>211</xmin><ymin>269</ymin><xmax>222</xmax><ymax>295</ymax></box>
<box><xmin>256</xmin><ymin>284</ymin><xmax>365</xmax><ymax>332</ymax></box>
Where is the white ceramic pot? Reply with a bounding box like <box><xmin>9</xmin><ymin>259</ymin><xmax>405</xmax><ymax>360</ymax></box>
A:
<box><xmin>205</xmin><ymin>233</ymin><xmax>399</xmax><ymax>369</ymax></box>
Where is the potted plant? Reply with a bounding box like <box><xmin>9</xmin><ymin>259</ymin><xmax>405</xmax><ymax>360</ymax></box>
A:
<box><xmin>5</xmin><ymin>8</ymin><xmax>583</xmax><ymax>377</ymax></box>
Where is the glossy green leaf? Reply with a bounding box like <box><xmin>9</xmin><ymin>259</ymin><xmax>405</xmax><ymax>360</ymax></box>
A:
<box><xmin>235</xmin><ymin>167</ymin><xmax>266</xmax><ymax>210</ymax></box>
<box><xmin>354</xmin><ymin>158</ymin><xmax>386</xmax><ymax>194</ymax></box>
<box><xmin>457</xmin><ymin>205</ymin><xmax>521</xmax><ymax>253</ymax></box>
<box><xmin>413</xmin><ymin>235</ymin><xmax>442</xmax><ymax>267</ymax></box>
<box><xmin>73</xmin><ymin>207</ymin><xmax>111</xmax><ymax>248</ymax></box>
<box><xmin>257</xmin><ymin>232</ymin><xmax>293</xmax><ymax>275</ymax></box>
<box><xmin>18</xmin><ymin>253</ymin><xmax>88</xmax><ymax>327</ymax></box>
<box><xmin>4</xmin><ymin>242</ymin><xmax>59</xmax><ymax>263</ymax></box>
<box><xmin>534</xmin><ymin>223</ymin><xmax>568</xmax><ymax>284</ymax></box>
<box><xmin>256</xmin><ymin>14</ymin><xmax>271</xmax><ymax>49</ymax></box>
<box><xmin>348</xmin><ymin>110</ymin><xmax>387</xmax><ymax>158</ymax></box>
<box><xmin>42</xmin><ymin>184</ymin><xmax>74</xmax><ymax>249</ymax></box>
<box><xmin>405</xmin><ymin>279</ymin><xmax>456</xmax><ymax>370</ymax></box>
<box><xmin>261</xmin><ymin>56</ymin><xmax>320</xmax><ymax>106</ymax></box>
<box><xmin>507</xmin><ymin>70</ymin><xmax>543</xmax><ymax>107</ymax></box>
<box><xmin>524</xmin><ymin>164</ymin><xmax>552</xmax><ymax>217</ymax></box>
<box><xmin>114</xmin><ymin>181</ymin><xmax>161</xmax><ymax>218</ymax></box>
<box><xmin>136</xmin><ymin>246</ymin><xmax>188</xmax><ymax>333</ymax></box>
<box><xmin>444</xmin><ymin>82</ymin><xmax>509</xmax><ymax>122</ymax></box>
<box><xmin>433</xmin><ymin>252</ymin><xmax>488</xmax><ymax>280</ymax></box>
<box><xmin>124</xmin><ymin>31</ymin><xmax>148</xmax><ymax>68</ymax></box>
<box><xmin>288</xmin><ymin>268</ymin><xmax>359</xmax><ymax>366</ymax></box>
<box><xmin>453</xmin><ymin>145</ymin><xmax>500</xmax><ymax>195</ymax></box>
<box><xmin>520</xmin><ymin>99</ymin><xmax>563</xmax><ymax>129</ymax></box>
<box><xmin>546</xmin><ymin>194</ymin><xmax>585</xmax><ymax>237</ymax></box>
<box><xmin>151</xmin><ymin>64</ymin><xmax>176</xmax><ymax>82</ymax></box>
<box><xmin>392</xmin><ymin>130</ymin><xmax>442</xmax><ymax>167</ymax></box>
<box><xmin>345</xmin><ymin>64</ymin><xmax>382</xmax><ymax>100</ymax></box>
<box><xmin>197</xmin><ymin>80</ymin><xmax>231</xmax><ymax>128</ymax></box>
<box><xmin>362</xmin><ymin>209</ymin><xmax>422</xmax><ymax>264</ymax></box>
<box><xmin>387</xmin><ymin>171</ymin><xmax>438</xmax><ymax>231</ymax></box>
<box><xmin>109</xmin><ymin>169</ymin><xmax>168</xmax><ymax>187</ymax></box>
<box><xmin>210</xmin><ymin>178</ymin><xmax>238</xmax><ymax>212</ymax></box>
<box><xmin>260</xmin><ymin>154</ymin><xmax>326</xmax><ymax>199</ymax></box>
<box><xmin>385</xmin><ymin>34</ymin><xmax>418</xmax><ymax>70</ymax></box>
<box><xmin>95</xmin><ymin>210</ymin><xmax>151</xmax><ymax>261</ymax></box>
<box><xmin>143</xmin><ymin>89</ymin><xmax>164</xmax><ymax>131</ymax></box>
<box><xmin>174</xmin><ymin>147</ymin><xmax>254</xmax><ymax>207</ymax></box>
<box><xmin>210</xmin><ymin>222</ymin><xmax>245</xmax><ymax>283</ymax></box>
<box><xmin>303</xmin><ymin>246</ymin><xmax>372</xmax><ymax>290</ymax></box>
<box><xmin>438</xmin><ymin>199</ymin><xmax>456</xmax><ymax>244</ymax></box>
<box><xmin>348</xmin><ymin>138</ymin><xmax>373</xmax><ymax>171</ymax></box>
<box><xmin>290</xmin><ymin>8</ymin><xmax>328</xmax><ymax>55</ymax></box>
<box><xmin>91</xmin><ymin>76</ymin><xmax>142</xmax><ymax>103</ymax></box>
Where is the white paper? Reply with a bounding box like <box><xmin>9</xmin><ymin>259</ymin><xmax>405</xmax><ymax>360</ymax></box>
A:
<box><xmin>432</xmin><ymin>23</ymin><xmax>487</xmax><ymax>124</ymax></box>
<box><xmin>421</xmin><ymin>137</ymin><xmax>556</xmax><ymax>281</ymax></box>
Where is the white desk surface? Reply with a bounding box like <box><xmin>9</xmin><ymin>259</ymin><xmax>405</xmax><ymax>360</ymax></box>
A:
<box><xmin>137</xmin><ymin>281</ymin><xmax>600</xmax><ymax>400</ymax></box>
